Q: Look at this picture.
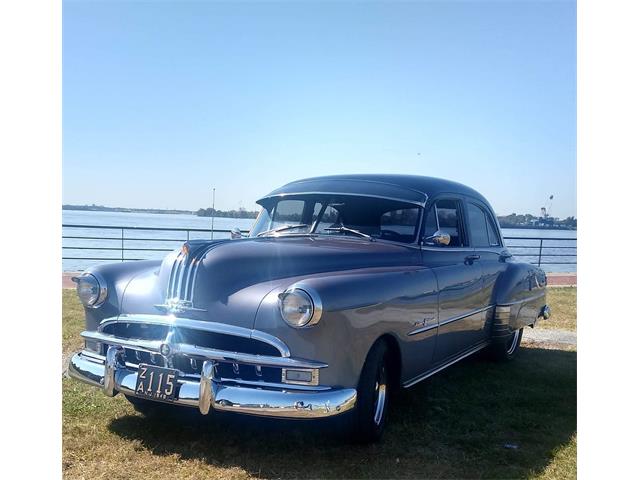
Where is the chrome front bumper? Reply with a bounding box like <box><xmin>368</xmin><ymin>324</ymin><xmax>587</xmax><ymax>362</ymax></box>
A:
<box><xmin>68</xmin><ymin>349</ymin><xmax>357</xmax><ymax>419</ymax></box>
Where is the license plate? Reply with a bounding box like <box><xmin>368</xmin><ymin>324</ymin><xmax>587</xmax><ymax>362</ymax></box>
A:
<box><xmin>135</xmin><ymin>364</ymin><xmax>178</xmax><ymax>401</ymax></box>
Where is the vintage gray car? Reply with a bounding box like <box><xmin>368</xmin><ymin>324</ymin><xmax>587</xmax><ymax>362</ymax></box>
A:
<box><xmin>68</xmin><ymin>174</ymin><xmax>551</xmax><ymax>442</ymax></box>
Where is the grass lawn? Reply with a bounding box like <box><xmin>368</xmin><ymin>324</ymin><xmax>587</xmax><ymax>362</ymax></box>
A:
<box><xmin>541</xmin><ymin>287</ymin><xmax>577</xmax><ymax>332</ymax></box>
<box><xmin>62</xmin><ymin>289</ymin><xmax>576</xmax><ymax>479</ymax></box>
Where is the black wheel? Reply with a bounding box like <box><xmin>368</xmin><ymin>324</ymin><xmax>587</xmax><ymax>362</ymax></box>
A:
<box><xmin>489</xmin><ymin>327</ymin><xmax>524</xmax><ymax>361</ymax></box>
<box><xmin>124</xmin><ymin>395</ymin><xmax>166</xmax><ymax>417</ymax></box>
<box><xmin>350</xmin><ymin>340</ymin><xmax>390</xmax><ymax>443</ymax></box>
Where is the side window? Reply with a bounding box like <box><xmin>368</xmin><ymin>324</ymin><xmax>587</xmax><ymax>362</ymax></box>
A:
<box><xmin>379</xmin><ymin>207</ymin><xmax>419</xmax><ymax>242</ymax></box>
<box><xmin>486</xmin><ymin>213</ymin><xmax>501</xmax><ymax>246</ymax></box>
<box><xmin>467</xmin><ymin>203</ymin><xmax>490</xmax><ymax>247</ymax></box>
<box><xmin>434</xmin><ymin>199</ymin><xmax>466</xmax><ymax>247</ymax></box>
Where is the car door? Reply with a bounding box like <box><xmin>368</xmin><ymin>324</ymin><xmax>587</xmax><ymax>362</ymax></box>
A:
<box><xmin>465</xmin><ymin>200</ymin><xmax>510</xmax><ymax>314</ymax></box>
<box><xmin>420</xmin><ymin>197</ymin><xmax>488</xmax><ymax>364</ymax></box>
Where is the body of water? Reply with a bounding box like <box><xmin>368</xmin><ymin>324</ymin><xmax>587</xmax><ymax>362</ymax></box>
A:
<box><xmin>62</xmin><ymin>210</ymin><xmax>576</xmax><ymax>272</ymax></box>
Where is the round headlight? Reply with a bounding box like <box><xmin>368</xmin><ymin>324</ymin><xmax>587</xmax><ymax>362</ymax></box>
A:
<box><xmin>75</xmin><ymin>274</ymin><xmax>106</xmax><ymax>307</ymax></box>
<box><xmin>279</xmin><ymin>287</ymin><xmax>321</xmax><ymax>328</ymax></box>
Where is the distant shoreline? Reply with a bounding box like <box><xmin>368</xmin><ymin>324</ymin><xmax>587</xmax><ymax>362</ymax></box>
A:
<box><xmin>63</xmin><ymin>205</ymin><xmax>576</xmax><ymax>231</ymax></box>
<box><xmin>499</xmin><ymin>224</ymin><xmax>576</xmax><ymax>231</ymax></box>
<box><xmin>63</xmin><ymin>205</ymin><xmax>194</xmax><ymax>215</ymax></box>
<box><xmin>62</xmin><ymin>204</ymin><xmax>260</xmax><ymax>220</ymax></box>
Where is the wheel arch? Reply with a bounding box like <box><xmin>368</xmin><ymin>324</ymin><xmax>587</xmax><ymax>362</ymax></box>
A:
<box><xmin>369</xmin><ymin>333</ymin><xmax>402</xmax><ymax>392</ymax></box>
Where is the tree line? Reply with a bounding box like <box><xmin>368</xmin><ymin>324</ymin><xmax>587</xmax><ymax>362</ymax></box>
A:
<box><xmin>497</xmin><ymin>213</ymin><xmax>577</xmax><ymax>229</ymax></box>
<box><xmin>195</xmin><ymin>208</ymin><xmax>260</xmax><ymax>219</ymax></box>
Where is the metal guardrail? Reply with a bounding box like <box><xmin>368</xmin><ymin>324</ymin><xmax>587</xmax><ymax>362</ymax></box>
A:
<box><xmin>503</xmin><ymin>235</ymin><xmax>577</xmax><ymax>267</ymax></box>
<box><xmin>62</xmin><ymin>224</ymin><xmax>250</xmax><ymax>262</ymax></box>
<box><xmin>62</xmin><ymin>224</ymin><xmax>576</xmax><ymax>268</ymax></box>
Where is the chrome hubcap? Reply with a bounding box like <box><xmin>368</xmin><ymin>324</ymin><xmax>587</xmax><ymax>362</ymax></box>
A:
<box><xmin>507</xmin><ymin>329</ymin><xmax>520</xmax><ymax>355</ymax></box>
<box><xmin>373</xmin><ymin>365</ymin><xmax>387</xmax><ymax>426</ymax></box>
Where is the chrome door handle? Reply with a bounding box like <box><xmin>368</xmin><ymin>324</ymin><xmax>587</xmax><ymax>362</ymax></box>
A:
<box><xmin>499</xmin><ymin>251</ymin><xmax>513</xmax><ymax>261</ymax></box>
<box><xmin>465</xmin><ymin>254</ymin><xmax>480</xmax><ymax>264</ymax></box>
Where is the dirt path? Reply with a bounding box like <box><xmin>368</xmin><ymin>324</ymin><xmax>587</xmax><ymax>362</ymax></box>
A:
<box><xmin>523</xmin><ymin>327</ymin><xmax>576</xmax><ymax>346</ymax></box>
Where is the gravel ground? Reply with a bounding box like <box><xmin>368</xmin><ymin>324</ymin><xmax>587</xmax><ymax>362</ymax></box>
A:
<box><xmin>523</xmin><ymin>327</ymin><xmax>576</xmax><ymax>346</ymax></box>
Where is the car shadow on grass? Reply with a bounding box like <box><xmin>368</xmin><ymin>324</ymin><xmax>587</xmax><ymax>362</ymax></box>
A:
<box><xmin>108</xmin><ymin>346</ymin><xmax>576</xmax><ymax>479</ymax></box>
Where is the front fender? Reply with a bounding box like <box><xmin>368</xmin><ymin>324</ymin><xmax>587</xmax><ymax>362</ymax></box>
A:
<box><xmin>253</xmin><ymin>266</ymin><xmax>439</xmax><ymax>388</ymax></box>
<box><xmin>81</xmin><ymin>260</ymin><xmax>161</xmax><ymax>331</ymax></box>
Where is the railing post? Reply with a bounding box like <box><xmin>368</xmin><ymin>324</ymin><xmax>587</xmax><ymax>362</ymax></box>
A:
<box><xmin>121</xmin><ymin>228</ymin><xmax>124</xmax><ymax>262</ymax></box>
<box><xmin>187</xmin><ymin>230</ymin><xmax>190</xmax><ymax>241</ymax></box>
<box><xmin>537</xmin><ymin>238</ymin><xmax>543</xmax><ymax>267</ymax></box>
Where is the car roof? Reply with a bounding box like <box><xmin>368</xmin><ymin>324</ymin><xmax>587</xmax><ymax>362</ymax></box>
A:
<box><xmin>259</xmin><ymin>174</ymin><xmax>490</xmax><ymax>207</ymax></box>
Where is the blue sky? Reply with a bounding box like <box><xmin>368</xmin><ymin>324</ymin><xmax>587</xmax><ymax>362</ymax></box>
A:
<box><xmin>63</xmin><ymin>0</ymin><xmax>576</xmax><ymax>217</ymax></box>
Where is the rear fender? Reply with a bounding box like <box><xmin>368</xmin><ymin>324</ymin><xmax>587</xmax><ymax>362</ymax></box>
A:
<box><xmin>492</xmin><ymin>263</ymin><xmax>547</xmax><ymax>340</ymax></box>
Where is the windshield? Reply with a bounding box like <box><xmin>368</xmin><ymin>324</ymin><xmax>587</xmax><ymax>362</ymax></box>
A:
<box><xmin>250</xmin><ymin>195</ymin><xmax>421</xmax><ymax>244</ymax></box>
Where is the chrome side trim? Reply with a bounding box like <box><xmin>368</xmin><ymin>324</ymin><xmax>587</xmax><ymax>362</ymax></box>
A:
<box><xmin>498</xmin><ymin>291</ymin><xmax>546</xmax><ymax>306</ymax></box>
<box><xmin>407</xmin><ymin>305</ymin><xmax>495</xmax><ymax>336</ymax></box>
<box><xmin>402</xmin><ymin>342</ymin><xmax>489</xmax><ymax>388</ymax></box>
<box><xmin>438</xmin><ymin>305</ymin><xmax>495</xmax><ymax>328</ymax></box>
<box><xmin>99</xmin><ymin>314</ymin><xmax>291</xmax><ymax>357</ymax></box>
<box><xmin>407</xmin><ymin>322</ymin><xmax>438</xmax><ymax>336</ymax></box>
<box><xmin>81</xmin><ymin>330</ymin><xmax>327</xmax><ymax>369</ymax></box>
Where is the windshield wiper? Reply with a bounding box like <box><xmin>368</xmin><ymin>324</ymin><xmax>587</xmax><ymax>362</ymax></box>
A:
<box><xmin>256</xmin><ymin>224</ymin><xmax>310</xmax><ymax>237</ymax></box>
<box><xmin>323</xmin><ymin>226</ymin><xmax>374</xmax><ymax>241</ymax></box>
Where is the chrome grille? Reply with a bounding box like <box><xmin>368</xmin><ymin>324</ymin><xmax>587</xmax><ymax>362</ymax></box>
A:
<box><xmin>88</xmin><ymin>316</ymin><xmax>323</xmax><ymax>389</ymax></box>
<box><xmin>100</xmin><ymin>322</ymin><xmax>282</xmax><ymax>357</ymax></box>
<box><xmin>99</xmin><ymin>320</ymin><xmax>286</xmax><ymax>386</ymax></box>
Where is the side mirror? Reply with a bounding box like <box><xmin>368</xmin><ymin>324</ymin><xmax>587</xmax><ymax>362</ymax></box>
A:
<box><xmin>230</xmin><ymin>227</ymin><xmax>245</xmax><ymax>239</ymax></box>
<box><xmin>422</xmin><ymin>230</ymin><xmax>451</xmax><ymax>246</ymax></box>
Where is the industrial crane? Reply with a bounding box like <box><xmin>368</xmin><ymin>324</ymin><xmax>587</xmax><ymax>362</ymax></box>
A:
<box><xmin>540</xmin><ymin>195</ymin><xmax>554</xmax><ymax>225</ymax></box>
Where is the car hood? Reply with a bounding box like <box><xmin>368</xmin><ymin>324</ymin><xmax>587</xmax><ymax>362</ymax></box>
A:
<box><xmin>120</xmin><ymin>236</ymin><xmax>420</xmax><ymax>328</ymax></box>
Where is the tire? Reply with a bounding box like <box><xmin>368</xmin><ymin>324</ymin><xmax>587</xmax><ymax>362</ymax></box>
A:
<box><xmin>489</xmin><ymin>327</ymin><xmax>524</xmax><ymax>361</ymax></box>
<box><xmin>124</xmin><ymin>395</ymin><xmax>166</xmax><ymax>417</ymax></box>
<box><xmin>350</xmin><ymin>340</ymin><xmax>391</xmax><ymax>443</ymax></box>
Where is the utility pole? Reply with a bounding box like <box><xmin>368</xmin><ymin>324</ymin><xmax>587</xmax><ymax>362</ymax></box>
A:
<box><xmin>211</xmin><ymin>188</ymin><xmax>216</xmax><ymax>240</ymax></box>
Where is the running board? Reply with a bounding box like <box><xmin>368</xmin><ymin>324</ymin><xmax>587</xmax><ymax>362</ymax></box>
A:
<box><xmin>402</xmin><ymin>342</ymin><xmax>490</xmax><ymax>388</ymax></box>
